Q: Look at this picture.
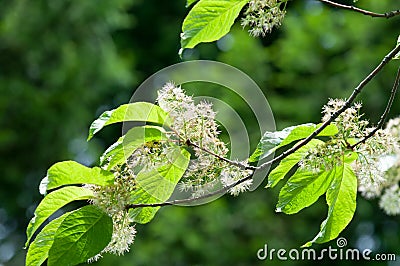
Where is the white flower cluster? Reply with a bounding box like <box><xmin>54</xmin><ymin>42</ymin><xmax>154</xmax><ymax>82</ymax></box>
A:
<box><xmin>157</xmin><ymin>82</ymin><xmax>252</xmax><ymax>197</ymax></box>
<box><xmin>220</xmin><ymin>164</ymin><xmax>254</xmax><ymax>196</ymax></box>
<box><xmin>377</xmin><ymin>117</ymin><xmax>400</xmax><ymax>215</ymax></box>
<box><xmin>300</xmin><ymin>99</ymin><xmax>399</xmax><ymax>214</ymax></box>
<box><xmin>241</xmin><ymin>0</ymin><xmax>287</xmax><ymax>37</ymax></box>
<box><xmin>300</xmin><ymin>99</ymin><xmax>368</xmax><ymax>173</ymax></box>
<box><xmin>86</xmin><ymin>167</ymin><xmax>137</xmax><ymax>261</ymax></box>
<box><xmin>322</xmin><ymin>99</ymin><xmax>368</xmax><ymax>139</ymax></box>
<box><xmin>299</xmin><ymin>141</ymin><xmax>344</xmax><ymax>173</ymax></box>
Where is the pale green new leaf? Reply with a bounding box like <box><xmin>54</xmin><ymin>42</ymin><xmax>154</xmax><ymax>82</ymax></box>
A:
<box><xmin>99</xmin><ymin>136</ymin><xmax>124</xmax><ymax>167</ymax></box>
<box><xmin>129</xmin><ymin>148</ymin><xmax>190</xmax><ymax>223</ymax></box>
<box><xmin>249</xmin><ymin>123</ymin><xmax>337</xmax><ymax>163</ymax></box>
<box><xmin>39</xmin><ymin>161</ymin><xmax>114</xmax><ymax>195</ymax></box>
<box><xmin>303</xmin><ymin>163</ymin><xmax>357</xmax><ymax>247</ymax></box>
<box><xmin>180</xmin><ymin>0</ymin><xmax>249</xmax><ymax>54</ymax></box>
<box><xmin>48</xmin><ymin>205</ymin><xmax>113</xmax><ymax>266</ymax></box>
<box><xmin>249</xmin><ymin>124</ymin><xmax>300</xmax><ymax>163</ymax></box>
<box><xmin>277</xmin><ymin>123</ymin><xmax>338</xmax><ymax>149</ymax></box>
<box><xmin>26</xmin><ymin>213</ymin><xmax>69</xmax><ymax>266</ymax></box>
<box><xmin>276</xmin><ymin>168</ymin><xmax>335</xmax><ymax>214</ymax></box>
<box><xmin>26</xmin><ymin>186</ymin><xmax>93</xmax><ymax>247</ymax></box>
<box><xmin>87</xmin><ymin>102</ymin><xmax>169</xmax><ymax>140</ymax></box>
<box><xmin>100</xmin><ymin>126</ymin><xmax>167</xmax><ymax>170</ymax></box>
<box><xmin>267</xmin><ymin>139</ymin><xmax>323</xmax><ymax>188</ymax></box>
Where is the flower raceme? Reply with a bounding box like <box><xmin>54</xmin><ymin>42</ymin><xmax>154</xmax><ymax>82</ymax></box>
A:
<box><xmin>299</xmin><ymin>98</ymin><xmax>400</xmax><ymax>215</ymax></box>
<box><xmin>157</xmin><ymin>82</ymin><xmax>253</xmax><ymax>197</ymax></box>
<box><xmin>241</xmin><ymin>0</ymin><xmax>288</xmax><ymax>37</ymax></box>
<box><xmin>86</xmin><ymin>83</ymin><xmax>253</xmax><ymax>260</ymax></box>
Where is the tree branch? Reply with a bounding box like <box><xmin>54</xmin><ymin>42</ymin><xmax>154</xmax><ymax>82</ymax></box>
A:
<box><xmin>125</xmin><ymin>173</ymin><xmax>254</xmax><ymax>209</ymax></box>
<box><xmin>319</xmin><ymin>0</ymin><xmax>400</xmax><ymax>18</ymax></box>
<box><xmin>256</xmin><ymin>43</ymin><xmax>400</xmax><ymax>171</ymax></box>
<box><xmin>351</xmin><ymin>66</ymin><xmax>400</xmax><ymax>149</ymax></box>
<box><xmin>125</xmin><ymin>44</ymin><xmax>400</xmax><ymax>210</ymax></box>
<box><xmin>185</xmin><ymin>139</ymin><xmax>257</xmax><ymax>171</ymax></box>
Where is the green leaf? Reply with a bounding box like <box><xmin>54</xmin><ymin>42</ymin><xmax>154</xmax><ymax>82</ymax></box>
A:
<box><xmin>276</xmin><ymin>168</ymin><xmax>335</xmax><ymax>214</ymax></box>
<box><xmin>267</xmin><ymin>139</ymin><xmax>323</xmax><ymax>188</ymax></box>
<box><xmin>186</xmin><ymin>0</ymin><xmax>199</xmax><ymax>7</ymax></box>
<box><xmin>39</xmin><ymin>161</ymin><xmax>114</xmax><ymax>195</ymax></box>
<box><xmin>100</xmin><ymin>136</ymin><xmax>124</xmax><ymax>167</ymax></box>
<box><xmin>303</xmin><ymin>162</ymin><xmax>357</xmax><ymax>247</ymax></box>
<box><xmin>129</xmin><ymin>148</ymin><xmax>190</xmax><ymax>223</ymax></box>
<box><xmin>48</xmin><ymin>205</ymin><xmax>113</xmax><ymax>266</ymax></box>
<box><xmin>249</xmin><ymin>123</ymin><xmax>338</xmax><ymax>163</ymax></box>
<box><xmin>26</xmin><ymin>213</ymin><xmax>69</xmax><ymax>266</ymax></box>
<box><xmin>26</xmin><ymin>186</ymin><xmax>93</xmax><ymax>247</ymax></box>
<box><xmin>277</xmin><ymin>124</ymin><xmax>338</xmax><ymax>149</ymax></box>
<box><xmin>249</xmin><ymin>125</ymin><xmax>298</xmax><ymax>163</ymax></box>
<box><xmin>101</xmin><ymin>126</ymin><xmax>167</xmax><ymax>170</ymax></box>
<box><xmin>180</xmin><ymin>0</ymin><xmax>249</xmax><ymax>54</ymax></box>
<box><xmin>87</xmin><ymin>102</ymin><xmax>169</xmax><ymax>140</ymax></box>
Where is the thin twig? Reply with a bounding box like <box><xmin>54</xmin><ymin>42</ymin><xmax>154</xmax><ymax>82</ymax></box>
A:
<box><xmin>319</xmin><ymin>0</ymin><xmax>400</xmax><ymax>18</ymax></box>
<box><xmin>185</xmin><ymin>139</ymin><xmax>257</xmax><ymax>171</ymax></box>
<box><xmin>125</xmin><ymin>173</ymin><xmax>253</xmax><ymax>209</ymax></box>
<box><xmin>350</xmin><ymin>67</ymin><xmax>400</xmax><ymax>149</ymax></box>
<box><xmin>256</xmin><ymin>43</ymin><xmax>400</xmax><ymax>171</ymax></box>
<box><xmin>126</xmin><ymin>44</ymin><xmax>400</xmax><ymax>210</ymax></box>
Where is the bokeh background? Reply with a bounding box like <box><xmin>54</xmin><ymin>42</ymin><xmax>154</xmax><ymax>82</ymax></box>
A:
<box><xmin>1</xmin><ymin>0</ymin><xmax>399</xmax><ymax>265</ymax></box>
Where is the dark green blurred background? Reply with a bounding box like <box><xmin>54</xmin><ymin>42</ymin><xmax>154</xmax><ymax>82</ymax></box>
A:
<box><xmin>1</xmin><ymin>0</ymin><xmax>399</xmax><ymax>265</ymax></box>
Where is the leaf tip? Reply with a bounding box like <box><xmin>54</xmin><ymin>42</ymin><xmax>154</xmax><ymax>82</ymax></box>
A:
<box><xmin>301</xmin><ymin>242</ymin><xmax>312</xmax><ymax>248</ymax></box>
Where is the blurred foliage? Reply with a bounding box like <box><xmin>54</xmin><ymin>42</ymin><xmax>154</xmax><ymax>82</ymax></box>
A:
<box><xmin>0</xmin><ymin>0</ymin><xmax>399</xmax><ymax>265</ymax></box>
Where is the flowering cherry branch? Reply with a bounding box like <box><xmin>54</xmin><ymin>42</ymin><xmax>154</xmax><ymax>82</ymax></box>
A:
<box><xmin>125</xmin><ymin>44</ymin><xmax>400</xmax><ymax>210</ymax></box>
<box><xmin>256</xmin><ymin>44</ymin><xmax>400</xmax><ymax>171</ymax></box>
<box><xmin>125</xmin><ymin>173</ymin><xmax>254</xmax><ymax>209</ymax></box>
<box><xmin>319</xmin><ymin>0</ymin><xmax>400</xmax><ymax>18</ymax></box>
<box><xmin>351</xmin><ymin>67</ymin><xmax>400</xmax><ymax>149</ymax></box>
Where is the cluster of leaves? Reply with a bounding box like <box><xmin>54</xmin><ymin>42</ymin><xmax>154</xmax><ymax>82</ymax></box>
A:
<box><xmin>250</xmin><ymin>123</ymin><xmax>358</xmax><ymax>247</ymax></box>
<box><xmin>25</xmin><ymin>102</ymin><xmax>190</xmax><ymax>265</ymax></box>
<box><xmin>25</xmin><ymin>99</ymin><xmax>396</xmax><ymax>265</ymax></box>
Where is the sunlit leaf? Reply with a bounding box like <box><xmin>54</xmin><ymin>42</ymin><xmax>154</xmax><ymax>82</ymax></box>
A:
<box><xmin>303</xmin><ymin>162</ymin><xmax>357</xmax><ymax>247</ymax></box>
<box><xmin>249</xmin><ymin>123</ymin><xmax>337</xmax><ymax>163</ymax></box>
<box><xmin>266</xmin><ymin>139</ymin><xmax>323</xmax><ymax>188</ymax></box>
<box><xmin>39</xmin><ymin>161</ymin><xmax>114</xmax><ymax>195</ymax></box>
<box><xmin>276</xmin><ymin>168</ymin><xmax>335</xmax><ymax>214</ymax></box>
<box><xmin>26</xmin><ymin>213</ymin><xmax>68</xmax><ymax>266</ymax></box>
<box><xmin>129</xmin><ymin>147</ymin><xmax>190</xmax><ymax>223</ymax></box>
<box><xmin>26</xmin><ymin>186</ymin><xmax>93</xmax><ymax>247</ymax></box>
<box><xmin>87</xmin><ymin>102</ymin><xmax>169</xmax><ymax>140</ymax></box>
<box><xmin>180</xmin><ymin>0</ymin><xmax>249</xmax><ymax>55</ymax></box>
<box><xmin>48</xmin><ymin>205</ymin><xmax>113</xmax><ymax>265</ymax></box>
